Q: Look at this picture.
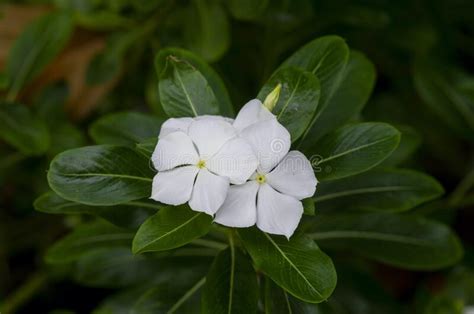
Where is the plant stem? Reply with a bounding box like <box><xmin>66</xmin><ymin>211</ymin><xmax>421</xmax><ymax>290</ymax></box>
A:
<box><xmin>1</xmin><ymin>272</ymin><xmax>47</xmax><ymax>314</ymax></box>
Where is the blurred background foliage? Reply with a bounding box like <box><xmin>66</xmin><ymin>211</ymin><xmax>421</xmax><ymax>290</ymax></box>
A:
<box><xmin>0</xmin><ymin>0</ymin><xmax>474</xmax><ymax>313</ymax></box>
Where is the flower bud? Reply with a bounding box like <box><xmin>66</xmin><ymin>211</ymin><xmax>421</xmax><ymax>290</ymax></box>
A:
<box><xmin>263</xmin><ymin>83</ymin><xmax>282</xmax><ymax>112</ymax></box>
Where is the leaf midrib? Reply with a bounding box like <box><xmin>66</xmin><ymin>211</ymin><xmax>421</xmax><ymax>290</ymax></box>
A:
<box><xmin>263</xmin><ymin>233</ymin><xmax>323</xmax><ymax>299</ymax></box>
<box><xmin>317</xmin><ymin>136</ymin><xmax>395</xmax><ymax>164</ymax></box>
<box><xmin>53</xmin><ymin>171</ymin><xmax>152</xmax><ymax>182</ymax></box>
<box><xmin>173</xmin><ymin>61</ymin><xmax>198</xmax><ymax>117</ymax></box>
<box><xmin>315</xmin><ymin>186</ymin><xmax>418</xmax><ymax>202</ymax></box>
<box><xmin>309</xmin><ymin>230</ymin><xmax>432</xmax><ymax>246</ymax></box>
<box><xmin>277</xmin><ymin>74</ymin><xmax>303</xmax><ymax>120</ymax></box>
<box><xmin>139</xmin><ymin>213</ymin><xmax>204</xmax><ymax>251</ymax></box>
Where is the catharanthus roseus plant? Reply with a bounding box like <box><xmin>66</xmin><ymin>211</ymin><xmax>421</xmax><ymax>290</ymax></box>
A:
<box><xmin>37</xmin><ymin>36</ymin><xmax>463</xmax><ymax>312</ymax></box>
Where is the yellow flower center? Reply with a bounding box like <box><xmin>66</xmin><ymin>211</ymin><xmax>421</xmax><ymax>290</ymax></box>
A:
<box><xmin>256</xmin><ymin>173</ymin><xmax>266</xmax><ymax>184</ymax></box>
<box><xmin>197</xmin><ymin>160</ymin><xmax>206</xmax><ymax>169</ymax></box>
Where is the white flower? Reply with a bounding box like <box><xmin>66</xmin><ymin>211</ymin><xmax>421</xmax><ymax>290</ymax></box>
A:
<box><xmin>159</xmin><ymin>115</ymin><xmax>234</xmax><ymax>138</ymax></box>
<box><xmin>150</xmin><ymin>116</ymin><xmax>258</xmax><ymax>215</ymax></box>
<box><xmin>215</xmin><ymin>99</ymin><xmax>318</xmax><ymax>238</ymax></box>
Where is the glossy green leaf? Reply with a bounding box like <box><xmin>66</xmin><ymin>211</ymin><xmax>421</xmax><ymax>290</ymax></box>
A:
<box><xmin>89</xmin><ymin>111</ymin><xmax>164</xmax><ymax>146</ymax></box>
<box><xmin>157</xmin><ymin>54</ymin><xmax>221</xmax><ymax>117</ymax></box>
<box><xmin>305</xmin><ymin>50</ymin><xmax>376</xmax><ymax>142</ymax></box>
<box><xmin>315</xmin><ymin>169</ymin><xmax>444</xmax><ymax>213</ymax></box>
<box><xmin>75</xmin><ymin>247</ymin><xmax>159</xmax><ymax>288</ymax></box>
<box><xmin>278</xmin><ymin>36</ymin><xmax>349</xmax><ymax>146</ymax></box>
<box><xmin>133</xmin><ymin>205</ymin><xmax>213</xmax><ymax>253</ymax></box>
<box><xmin>5</xmin><ymin>12</ymin><xmax>73</xmax><ymax>99</ymax></box>
<box><xmin>202</xmin><ymin>247</ymin><xmax>258</xmax><ymax>314</ymax></box>
<box><xmin>155</xmin><ymin>48</ymin><xmax>233</xmax><ymax>116</ymax></box>
<box><xmin>257</xmin><ymin>67</ymin><xmax>320</xmax><ymax>141</ymax></box>
<box><xmin>311</xmin><ymin>123</ymin><xmax>400</xmax><ymax>181</ymax></box>
<box><xmin>34</xmin><ymin>191</ymin><xmax>159</xmax><ymax>229</ymax></box>
<box><xmin>308</xmin><ymin>213</ymin><xmax>463</xmax><ymax>270</ymax></box>
<box><xmin>239</xmin><ymin>228</ymin><xmax>336</xmax><ymax>303</ymax></box>
<box><xmin>48</xmin><ymin>145</ymin><xmax>154</xmax><ymax>206</ymax></box>
<box><xmin>227</xmin><ymin>0</ymin><xmax>269</xmax><ymax>21</ymax></box>
<box><xmin>45</xmin><ymin>221</ymin><xmax>134</xmax><ymax>264</ymax></box>
<box><xmin>0</xmin><ymin>102</ymin><xmax>50</xmax><ymax>155</ymax></box>
<box><xmin>184</xmin><ymin>0</ymin><xmax>230</xmax><ymax>62</ymax></box>
<box><xmin>414</xmin><ymin>61</ymin><xmax>474</xmax><ymax>140</ymax></box>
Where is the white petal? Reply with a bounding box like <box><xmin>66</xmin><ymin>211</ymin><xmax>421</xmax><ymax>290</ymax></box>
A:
<box><xmin>256</xmin><ymin>184</ymin><xmax>303</xmax><ymax>239</ymax></box>
<box><xmin>215</xmin><ymin>181</ymin><xmax>259</xmax><ymax>227</ymax></box>
<box><xmin>159</xmin><ymin>118</ymin><xmax>194</xmax><ymax>138</ymax></box>
<box><xmin>189</xmin><ymin>169</ymin><xmax>230</xmax><ymax>215</ymax></box>
<box><xmin>150</xmin><ymin>166</ymin><xmax>199</xmax><ymax>205</ymax></box>
<box><xmin>196</xmin><ymin>115</ymin><xmax>234</xmax><ymax>124</ymax></box>
<box><xmin>266</xmin><ymin>151</ymin><xmax>317</xmax><ymax>200</ymax></box>
<box><xmin>207</xmin><ymin>138</ymin><xmax>258</xmax><ymax>184</ymax></box>
<box><xmin>151</xmin><ymin>131</ymin><xmax>199</xmax><ymax>171</ymax></box>
<box><xmin>233</xmin><ymin>99</ymin><xmax>275</xmax><ymax>131</ymax></box>
<box><xmin>188</xmin><ymin>118</ymin><xmax>236</xmax><ymax>159</ymax></box>
<box><xmin>240</xmin><ymin>118</ymin><xmax>291</xmax><ymax>173</ymax></box>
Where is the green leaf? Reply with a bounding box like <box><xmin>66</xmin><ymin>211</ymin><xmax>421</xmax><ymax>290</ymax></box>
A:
<box><xmin>133</xmin><ymin>205</ymin><xmax>213</xmax><ymax>253</ymax></box>
<box><xmin>305</xmin><ymin>50</ymin><xmax>376</xmax><ymax>142</ymax></box>
<box><xmin>45</xmin><ymin>221</ymin><xmax>134</xmax><ymax>264</ymax></box>
<box><xmin>257</xmin><ymin>67</ymin><xmax>320</xmax><ymax>141</ymax></box>
<box><xmin>239</xmin><ymin>228</ymin><xmax>336</xmax><ymax>303</ymax></box>
<box><xmin>0</xmin><ymin>102</ymin><xmax>50</xmax><ymax>155</ymax></box>
<box><xmin>202</xmin><ymin>247</ymin><xmax>258</xmax><ymax>314</ymax></box>
<box><xmin>380</xmin><ymin>125</ymin><xmax>422</xmax><ymax>166</ymax></box>
<box><xmin>184</xmin><ymin>0</ymin><xmax>230</xmax><ymax>62</ymax></box>
<box><xmin>264</xmin><ymin>279</ymin><xmax>325</xmax><ymax>314</ymax></box>
<box><xmin>227</xmin><ymin>0</ymin><xmax>269</xmax><ymax>21</ymax></box>
<box><xmin>136</xmin><ymin>137</ymin><xmax>158</xmax><ymax>158</ymax></box>
<box><xmin>278</xmin><ymin>35</ymin><xmax>349</xmax><ymax>146</ymax></box>
<box><xmin>48</xmin><ymin>145</ymin><xmax>154</xmax><ymax>206</ymax></box>
<box><xmin>315</xmin><ymin>169</ymin><xmax>444</xmax><ymax>213</ymax></box>
<box><xmin>414</xmin><ymin>60</ymin><xmax>474</xmax><ymax>140</ymax></box>
<box><xmin>155</xmin><ymin>48</ymin><xmax>233</xmax><ymax>117</ymax></box>
<box><xmin>89</xmin><ymin>111</ymin><xmax>164</xmax><ymax>146</ymax></box>
<box><xmin>303</xmin><ymin>198</ymin><xmax>316</xmax><ymax>216</ymax></box>
<box><xmin>34</xmin><ymin>191</ymin><xmax>159</xmax><ymax>229</ymax></box>
<box><xmin>74</xmin><ymin>247</ymin><xmax>159</xmax><ymax>288</ymax></box>
<box><xmin>157</xmin><ymin>54</ymin><xmax>221</xmax><ymax>117</ymax></box>
<box><xmin>5</xmin><ymin>12</ymin><xmax>73</xmax><ymax>99</ymax></box>
<box><xmin>131</xmin><ymin>278</ymin><xmax>205</xmax><ymax>314</ymax></box>
<box><xmin>307</xmin><ymin>213</ymin><xmax>463</xmax><ymax>270</ymax></box>
<box><xmin>311</xmin><ymin>122</ymin><xmax>400</xmax><ymax>181</ymax></box>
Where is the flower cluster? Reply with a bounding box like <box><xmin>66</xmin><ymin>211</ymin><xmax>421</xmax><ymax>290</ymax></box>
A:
<box><xmin>150</xmin><ymin>99</ymin><xmax>317</xmax><ymax>238</ymax></box>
